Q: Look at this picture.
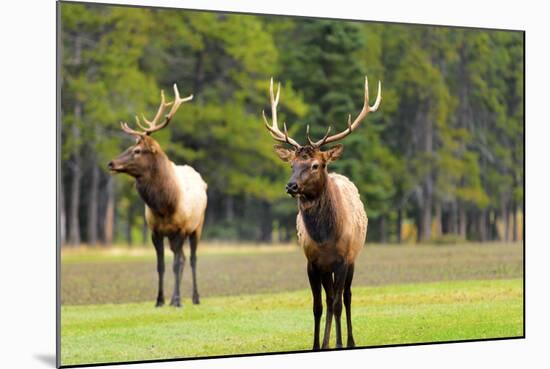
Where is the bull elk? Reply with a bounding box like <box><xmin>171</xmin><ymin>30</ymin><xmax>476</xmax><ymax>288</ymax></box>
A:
<box><xmin>262</xmin><ymin>76</ymin><xmax>381</xmax><ymax>349</ymax></box>
<box><xmin>108</xmin><ymin>84</ymin><xmax>208</xmax><ymax>308</ymax></box>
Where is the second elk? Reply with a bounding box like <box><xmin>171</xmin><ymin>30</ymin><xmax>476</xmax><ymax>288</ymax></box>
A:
<box><xmin>262</xmin><ymin>76</ymin><xmax>381</xmax><ymax>349</ymax></box>
<box><xmin>108</xmin><ymin>84</ymin><xmax>207</xmax><ymax>308</ymax></box>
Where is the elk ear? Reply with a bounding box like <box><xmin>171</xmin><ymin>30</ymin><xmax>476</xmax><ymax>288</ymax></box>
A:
<box><xmin>324</xmin><ymin>144</ymin><xmax>344</xmax><ymax>163</ymax></box>
<box><xmin>273</xmin><ymin>145</ymin><xmax>295</xmax><ymax>162</ymax></box>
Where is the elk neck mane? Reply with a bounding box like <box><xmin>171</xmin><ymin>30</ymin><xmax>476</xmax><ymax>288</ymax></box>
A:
<box><xmin>135</xmin><ymin>151</ymin><xmax>180</xmax><ymax>218</ymax></box>
<box><xmin>298</xmin><ymin>176</ymin><xmax>343</xmax><ymax>244</ymax></box>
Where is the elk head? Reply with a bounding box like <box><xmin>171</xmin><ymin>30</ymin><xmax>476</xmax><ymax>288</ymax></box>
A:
<box><xmin>108</xmin><ymin>84</ymin><xmax>193</xmax><ymax>178</ymax></box>
<box><xmin>263</xmin><ymin>76</ymin><xmax>382</xmax><ymax>199</ymax></box>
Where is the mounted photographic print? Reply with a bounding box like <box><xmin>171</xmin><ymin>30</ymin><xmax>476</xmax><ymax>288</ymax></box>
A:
<box><xmin>57</xmin><ymin>0</ymin><xmax>524</xmax><ymax>367</ymax></box>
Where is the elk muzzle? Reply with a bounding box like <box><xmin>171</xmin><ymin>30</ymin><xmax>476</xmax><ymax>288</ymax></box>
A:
<box><xmin>286</xmin><ymin>181</ymin><xmax>299</xmax><ymax>196</ymax></box>
<box><xmin>107</xmin><ymin>159</ymin><xmax>125</xmax><ymax>173</ymax></box>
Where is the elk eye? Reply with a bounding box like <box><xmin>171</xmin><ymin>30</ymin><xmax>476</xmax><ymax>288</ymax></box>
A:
<box><xmin>133</xmin><ymin>148</ymin><xmax>141</xmax><ymax>155</ymax></box>
<box><xmin>312</xmin><ymin>163</ymin><xmax>319</xmax><ymax>170</ymax></box>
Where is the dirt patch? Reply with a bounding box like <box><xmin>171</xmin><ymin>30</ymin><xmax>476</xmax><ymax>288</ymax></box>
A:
<box><xmin>61</xmin><ymin>243</ymin><xmax>523</xmax><ymax>305</ymax></box>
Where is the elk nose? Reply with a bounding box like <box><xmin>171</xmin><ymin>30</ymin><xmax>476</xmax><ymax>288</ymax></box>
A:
<box><xmin>107</xmin><ymin>161</ymin><xmax>114</xmax><ymax>170</ymax></box>
<box><xmin>286</xmin><ymin>182</ymin><xmax>298</xmax><ymax>194</ymax></box>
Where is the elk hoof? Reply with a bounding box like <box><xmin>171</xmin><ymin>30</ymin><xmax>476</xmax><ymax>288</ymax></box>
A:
<box><xmin>347</xmin><ymin>339</ymin><xmax>355</xmax><ymax>348</ymax></box>
<box><xmin>192</xmin><ymin>294</ymin><xmax>200</xmax><ymax>305</ymax></box>
<box><xmin>170</xmin><ymin>298</ymin><xmax>182</xmax><ymax>308</ymax></box>
<box><xmin>155</xmin><ymin>299</ymin><xmax>165</xmax><ymax>307</ymax></box>
<box><xmin>312</xmin><ymin>344</ymin><xmax>320</xmax><ymax>351</ymax></box>
<box><xmin>335</xmin><ymin>343</ymin><xmax>343</xmax><ymax>349</ymax></box>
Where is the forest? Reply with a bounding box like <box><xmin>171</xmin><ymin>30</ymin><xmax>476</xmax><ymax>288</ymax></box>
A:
<box><xmin>59</xmin><ymin>3</ymin><xmax>524</xmax><ymax>246</ymax></box>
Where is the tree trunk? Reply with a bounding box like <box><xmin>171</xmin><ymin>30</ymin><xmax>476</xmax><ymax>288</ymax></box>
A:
<box><xmin>490</xmin><ymin>210</ymin><xmax>498</xmax><ymax>241</ymax></box>
<box><xmin>225</xmin><ymin>195</ymin><xmax>234</xmax><ymax>221</ymax></box>
<box><xmin>97</xmin><ymin>172</ymin><xmax>106</xmax><ymax>244</ymax></box>
<box><xmin>379</xmin><ymin>215</ymin><xmax>387</xmax><ymax>244</ymax></box>
<box><xmin>280</xmin><ymin>223</ymin><xmax>286</xmax><ymax>243</ymax></box>
<box><xmin>421</xmin><ymin>181</ymin><xmax>433</xmax><ymax>242</ymax></box>
<box><xmin>87</xmin><ymin>161</ymin><xmax>99</xmax><ymax>246</ymax></box>
<box><xmin>415</xmin><ymin>209</ymin><xmax>422</xmax><ymax>243</ymax></box>
<box><xmin>458</xmin><ymin>202</ymin><xmax>467</xmax><ymax>239</ymax></box>
<box><xmin>449</xmin><ymin>201</ymin><xmax>457</xmax><ymax>235</ymax></box>
<box><xmin>478</xmin><ymin>208</ymin><xmax>487</xmax><ymax>242</ymax></box>
<box><xmin>501</xmin><ymin>200</ymin><xmax>509</xmax><ymax>242</ymax></box>
<box><xmin>512</xmin><ymin>200</ymin><xmax>518</xmax><ymax>242</ymax></box>
<box><xmin>259</xmin><ymin>201</ymin><xmax>273</xmax><ymax>243</ymax></box>
<box><xmin>68</xmin><ymin>102</ymin><xmax>82</xmax><ymax>246</ymax></box>
<box><xmin>126</xmin><ymin>205</ymin><xmax>134</xmax><ymax>246</ymax></box>
<box><xmin>396</xmin><ymin>208</ymin><xmax>402</xmax><ymax>243</ymax></box>
<box><xmin>68</xmin><ymin>160</ymin><xmax>81</xmax><ymax>246</ymax></box>
<box><xmin>68</xmin><ymin>32</ymin><xmax>82</xmax><ymax>247</ymax></box>
<box><xmin>434</xmin><ymin>201</ymin><xmax>442</xmax><ymax>238</ymax></box>
<box><xmin>284</xmin><ymin>219</ymin><xmax>293</xmax><ymax>242</ymax></box>
<box><xmin>204</xmin><ymin>191</ymin><xmax>217</xmax><ymax>227</ymax></box>
<box><xmin>466</xmin><ymin>210</ymin><xmax>476</xmax><ymax>240</ymax></box>
<box><xmin>420</xmin><ymin>113</ymin><xmax>433</xmax><ymax>242</ymax></box>
<box><xmin>103</xmin><ymin>177</ymin><xmax>115</xmax><ymax>245</ymax></box>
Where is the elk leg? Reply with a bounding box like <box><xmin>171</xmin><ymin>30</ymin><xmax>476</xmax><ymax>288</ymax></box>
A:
<box><xmin>152</xmin><ymin>232</ymin><xmax>165</xmax><ymax>307</ymax></box>
<box><xmin>169</xmin><ymin>233</ymin><xmax>186</xmax><ymax>308</ymax></box>
<box><xmin>307</xmin><ymin>262</ymin><xmax>322</xmax><ymax>350</ymax></box>
<box><xmin>321</xmin><ymin>271</ymin><xmax>334</xmax><ymax>349</ymax></box>
<box><xmin>333</xmin><ymin>262</ymin><xmax>349</xmax><ymax>349</ymax></box>
<box><xmin>343</xmin><ymin>263</ymin><xmax>355</xmax><ymax>348</ymax></box>
<box><xmin>189</xmin><ymin>232</ymin><xmax>200</xmax><ymax>305</ymax></box>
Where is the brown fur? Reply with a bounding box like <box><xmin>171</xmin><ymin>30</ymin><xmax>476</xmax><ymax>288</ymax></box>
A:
<box><xmin>275</xmin><ymin>143</ymin><xmax>367</xmax><ymax>349</ymax></box>
<box><xmin>135</xmin><ymin>148</ymin><xmax>180</xmax><ymax>219</ymax></box>
<box><xmin>109</xmin><ymin>135</ymin><xmax>207</xmax><ymax>234</ymax></box>
<box><xmin>275</xmin><ymin>144</ymin><xmax>366</xmax><ymax>268</ymax></box>
<box><xmin>267</xmin><ymin>75</ymin><xmax>379</xmax><ymax>349</ymax></box>
<box><xmin>297</xmin><ymin>173</ymin><xmax>367</xmax><ymax>268</ymax></box>
<box><xmin>109</xmin><ymin>134</ymin><xmax>208</xmax><ymax>307</ymax></box>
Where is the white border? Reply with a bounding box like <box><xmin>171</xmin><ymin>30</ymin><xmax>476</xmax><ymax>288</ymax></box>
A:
<box><xmin>1</xmin><ymin>1</ymin><xmax>548</xmax><ymax>368</ymax></box>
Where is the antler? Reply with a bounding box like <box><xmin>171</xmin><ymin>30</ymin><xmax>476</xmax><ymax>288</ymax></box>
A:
<box><xmin>309</xmin><ymin>76</ymin><xmax>382</xmax><ymax>147</ymax></box>
<box><xmin>120</xmin><ymin>84</ymin><xmax>193</xmax><ymax>137</ymax></box>
<box><xmin>262</xmin><ymin>78</ymin><xmax>301</xmax><ymax>149</ymax></box>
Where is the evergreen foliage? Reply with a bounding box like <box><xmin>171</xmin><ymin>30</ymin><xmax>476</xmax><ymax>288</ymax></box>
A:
<box><xmin>60</xmin><ymin>3</ymin><xmax>524</xmax><ymax>245</ymax></box>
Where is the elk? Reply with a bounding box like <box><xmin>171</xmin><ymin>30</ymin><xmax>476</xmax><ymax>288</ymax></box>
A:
<box><xmin>108</xmin><ymin>84</ymin><xmax>207</xmax><ymax>308</ymax></box>
<box><xmin>262</xmin><ymin>76</ymin><xmax>381</xmax><ymax>349</ymax></box>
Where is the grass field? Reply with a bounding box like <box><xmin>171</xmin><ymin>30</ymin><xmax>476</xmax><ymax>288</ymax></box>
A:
<box><xmin>60</xmin><ymin>242</ymin><xmax>523</xmax><ymax>366</ymax></box>
<box><xmin>61</xmin><ymin>278</ymin><xmax>523</xmax><ymax>366</ymax></box>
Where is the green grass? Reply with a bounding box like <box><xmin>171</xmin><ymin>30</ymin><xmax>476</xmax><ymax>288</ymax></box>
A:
<box><xmin>61</xmin><ymin>278</ymin><xmax>523</xmax><ymax>366</ymax></box>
